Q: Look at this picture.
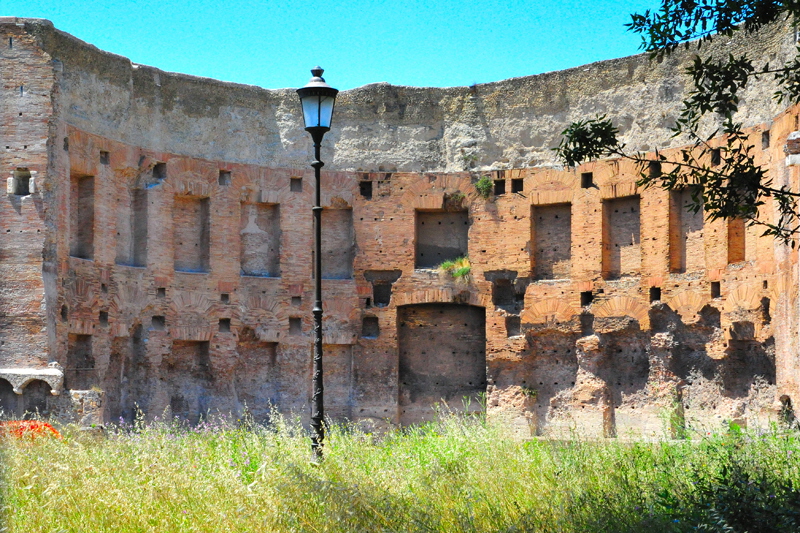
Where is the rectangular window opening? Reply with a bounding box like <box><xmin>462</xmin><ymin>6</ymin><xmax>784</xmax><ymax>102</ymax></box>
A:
<box><xmin>218</xmin><ymin>170</ymin><xmax>231</xmax><ymax>186</ymax></box>
<box><xmin>505</xmin><ymin>316</ymin><xmax>521</xmax><ymax>337</ymax></box>
<box><xmin>240</xmin><ymin>202</ymin><xmax>281</xmax><ymax>277</ymax></box>
<box><xmin>156</xmin><ymin>288</ymin><xmax>166</xmax><ymax>298</ymax></box>
<box><xmin>602</xmin><ymin>195</ymin><xmax>641</xmax><ymax>279</ymax></box>
<box><xmin>711</xmin><ymin>281</ymin><xmax>721</xmax><ymax>299</ymax></box>
<box><xmin>174</xmin><ymin>196</ymin><xmax>210</xmax><ymax>272</ymax></box>
<box><xmin>359</xmin><ymin>181</ymin><xmax>373</xmax><ymax>199</ymax></box>
<box><xmin>415</xmin><ymin>210</ymin><xmax>469</xmax><ymax>269</ymax></box>
<box><xmin>289</xmin><ymin>317</ymin><xmax>302</xmax><ymax>336</ymax></box>
<box><xmin>580</xmin><ymin>291</ymin><xmax>594</xmax><ymax>307</ymax></box>
<box><xmin>151</xmin><ymin>316</ymin><xmax>166</xmax><ymax>331</ymax></box>
<box><xmin>580</xmin><ymin>172</ymin><xmax>594</xmax><ymax>188</ymax></box>
<box><xmin>711</xmin><ymin>148</ymin><xmax>721</xmax><ymax>166</ymax></box>
<box><xmin>11</xmin><ymin>168</ymin><xmax>31</xmax><ymax>196</ymax></box>
<box><xmin>494</xmin><ymin>179</ymin><xmax>506</xmax><ymax>196</ymax></box>
<box><xmin>727</xmin><ymin>217</ymin><xmax>746</xmax><ymax>264</ymax></box>
<box><xmin>153</xmin><ymin>162</ymin><xmax>167</xmax><ymax>181</ymax></box>
<box><xmin>362</xmin><ymin>316</ymin><xmax>379</xmax><ymax>338</ymax></box>
<box><xmin>532</xmin><ymin>203</ymin><xmax>572</xmax><ymax>280</ymax></box>
<box><xmin>100</xmin><ymin>151</ymin><xmax>110</xmax><ymax>165</ymax></box>
<box><xmin>219</xmin><ymin>318</ymin><xmax>231</xmax><ymax>333</ymax></box>
<box><xmin>99</xmin><ymin>311</ymin><xmax>109</xmax><ymax>326</ymax></box>
<box><xmin>511</xmin><ymin>178</ymin><xmax>524</xmax><ymax>193</ymax></box>
<box><xmin>69</xmin><ymin>175</ymin><xmax>95</xmax><ymax>259</ymax></box>
<box><xmin>290</xmin><ymin>177</ymin><xmax>303</xmax><ymax>192</ymax></box>
<box><xmin>762</xmin><ymin>130</ymin><xmax>770</xmax><ymax>149</ymax></box>
<box><xmin>291</xmin><ymin>296</ymin><xmax>301</xmax><ymax>307</ymax></box>
<box><xmin>649</xmin><ymin>287</ymin><xmax>662</xmax><ymax>303</ymax></box>
<box><xmin>220</xmin><ymin>293</ymin><xmax>230</xmax><ymax>304</ymax></box>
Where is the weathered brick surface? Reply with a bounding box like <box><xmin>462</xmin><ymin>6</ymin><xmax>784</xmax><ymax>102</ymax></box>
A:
<box><xmin>0</xmin><ymin>19</ymin><xmax>799</xmax><ymax>436</ymax></box>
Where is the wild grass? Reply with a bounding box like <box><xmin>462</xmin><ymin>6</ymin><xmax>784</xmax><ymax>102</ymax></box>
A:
<box><xmin>438</xmin><ymin>256</ymin><xmax>471</xmax><ymax>282</ymax></box>
<box><xmin>3</xmin><ymin>413</ymin><xmax>800</xmax><ymax>532</ymax></box>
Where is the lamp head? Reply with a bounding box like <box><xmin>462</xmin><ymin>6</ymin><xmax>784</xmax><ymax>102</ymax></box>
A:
<box><xmin>296</xmin><ymin>67</ymin><xmax>339</xmax><ymax>137</ymax></box>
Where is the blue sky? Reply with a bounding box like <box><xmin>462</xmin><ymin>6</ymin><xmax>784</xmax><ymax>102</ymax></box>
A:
<box><xmin>4</xmin><ymin>0</ymin><xmax>662</xmax><ymax>90</ymax></box>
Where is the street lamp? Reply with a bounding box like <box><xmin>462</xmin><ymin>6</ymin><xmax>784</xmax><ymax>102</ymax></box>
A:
<box><xmin>297</xmin><ymin>67</ymin><xmax>338</xmax><ymax>459</ymax></box>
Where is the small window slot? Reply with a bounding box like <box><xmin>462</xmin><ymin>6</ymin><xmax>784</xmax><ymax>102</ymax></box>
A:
<box><xmin>580</xmin><ymin>172</ymin><xmax>593</xmax><ymax>188</ymax></box>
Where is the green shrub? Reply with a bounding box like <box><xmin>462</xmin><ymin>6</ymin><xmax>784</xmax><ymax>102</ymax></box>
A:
<box><xmin>475</xmin><ymin>176</ymin><xmax>493</xmax><ymax>198</ymax></box>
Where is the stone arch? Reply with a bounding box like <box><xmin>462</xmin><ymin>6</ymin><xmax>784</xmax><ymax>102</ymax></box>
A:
<box><xmin>521</xmin><ymin>298</ymin><xmax>579</xmax><ymax>325</ymax></box>
<box><xmin>666</xmin><ymin>290</ymin><xmax>708</xmax><ymax>323</ymax></box>
<box><xmin>170</xmin><ymin>291</ymin><xmax>216</xmax><ymax>341</ymax></box>
<box><xmin>724</xmin><ymin>282</ymin><xmax>763</xmax><ymax>313</ymax></box>
<box><xmin>593</xmin><ymin>296</ymin><xmax>650</xmax><ymax>329</ymax></box>
<box><xmin>0</xmin><ymin>378</ymin><xmax>19</xmax><ymax>417</ymax></box>
<box><xmin>239</xmin><ymin>294</ymin><xmax>285</xmax><ymax>343</ymax></box>
<box><xmin>21</xmin><ymin>379</ymin><xmax>51</xmax><ymax>418</ymax></box>
<box><xmin>108</xmin><ymin>282</ymin><xmax>149</xmax><ymax>337</ymax></box>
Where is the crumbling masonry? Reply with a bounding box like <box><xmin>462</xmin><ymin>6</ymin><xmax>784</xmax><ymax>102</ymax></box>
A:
<box><xmin>2</xmin><ymin>17</ymin><xmax>800</xmax><ymax>436</ymax></box>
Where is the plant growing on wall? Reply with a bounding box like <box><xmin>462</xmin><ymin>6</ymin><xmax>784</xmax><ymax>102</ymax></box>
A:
<box><xmin>555</xmin><ymin>0</ymin><xmax>800</xmax><ymax>244</ymax></box>
<box><xmin>475</xmin><ymin>176</ymin><xmax>493</xmax><ymax>199</ymax></box>
<box><xmin>438</xmin><ymin>256</ymin><xmax>471</xmax><ymax>283</ymax></box>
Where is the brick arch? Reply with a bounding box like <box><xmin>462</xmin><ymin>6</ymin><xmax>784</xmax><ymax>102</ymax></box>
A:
<box><xmin>768</xmin><ymin>272</ymin><xmax>798</xmax><ymax>307</ymax></box>
<box><xmin>67</xmin><ymin>129</ymin><xmax>98</xmax><ymax>176</ymax></box>
<box><xmin>232</xmin><ymin>166</ymin><xmax>295</xmax><ymax>205</ymax></box>
<box><xmin>108</xmin><ymin>282</ymin><xmax>149</xmax><ymax>337</ymax></box>
<box><xmin>393</xmin><ymin>287</ymin><xmax>490</xmax><ymax>308</ymax></box>
<box><xmin>520</xmin><ymin>298</ymin><xmax>579</xmax><ymax>324</ymax></box>
<box><xmin>723</xmin><ymin>282</ymin><xmax>763</xmax><ymax>313</ymax></box>
<box><xmin>165</xmin><ymin>157</ymin><xmax>217</xmax><ymax>198</ymax></box>
<box><xmin>666</xmin><ymin>290</ymin><xmax>708</xmax><ymax>323</ymax></box>
<box><xmin>593</xmin><ymin>295</ymin><xmax>650</xmax><ymax>328</ymax></box>
<box><xmin>322</xmin><ymin>297</ymin><xmax>360</xmax><ymax>345</ymax></box>
<box><xmin>169</xmin><ymin>291</ymin><xmax>216</xmax><ymax>341</ymax></box>
<box><xmin>238</xmin><ymin>294</ymin><xmax>285</xmax><ymax>343</ymax></box>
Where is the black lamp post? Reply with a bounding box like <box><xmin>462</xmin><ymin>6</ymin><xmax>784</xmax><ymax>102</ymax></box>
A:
<box><xmin>297</xmin><ymin>67</ymin><xmax>338</xmax><ymax>459</ymax></box>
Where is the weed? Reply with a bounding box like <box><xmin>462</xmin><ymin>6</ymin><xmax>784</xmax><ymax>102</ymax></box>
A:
<box><xmin>438</xmin><ymin>256</ymin><xmax>471</xmax><ymax>283</ymax></box>
<box><xmin>475</xmin><ymin>175</ymin><xmax>493</xmax><ymax>198</ymax></box>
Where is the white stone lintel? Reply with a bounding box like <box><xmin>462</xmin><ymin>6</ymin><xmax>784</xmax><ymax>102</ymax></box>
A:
<box><xmin>0</xmin><ymin>363</ymin><xmax>64</xmax><ymax>395</ymax></box>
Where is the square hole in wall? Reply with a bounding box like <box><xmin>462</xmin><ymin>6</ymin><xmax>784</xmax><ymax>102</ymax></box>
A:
<box><xmin>580</xmin><ymin>291</ymin><xmax>594</xmax><ymax>307</ymax></box>
<box><xmin>12</xmin><ymin>168</ymin><xmax>31</xmax><ymax>196</ymax></box>
<box><xmin>494</xmin><ymin>179</ymin><xmax>506</xmax><ymax>195</ymax></box>
<box><xmin>580</xmin><ymin>172</ymin><xmax>593</xmax><ymax>188</ymax></box>
<box><xmin>291</xmin><ymin>296</ymin><xmax>302</xmax><ymax>307</ymax></box>
<box><xmin>506</xmin><ymin>316</ymin><xmax>521</xmax><ymax>337</ymax></box>
<box><xmin>762</xmin><ymin>130</ymin><xmax>770</xmax><ymax>149</ymax></box>
<box><xmin>219</xmin><ymin>318</ymin><xmax>231</xmax><ymax>332</ymax></box>
<box><xmin>359</xmin><ymin>181</ymin><xmax>373</xmax><ymax>199</ymax></box>
<box><xmin>100</xmin><ymin>283</ymin><xmax>108</xmax><ymax>294</ymax></box>
<box><xmin>763</xmin><ymin>280</ymin><xmax>769</xmax><ymax>290</ymax></box>
<box><xmin>511</xmin><ymin>178</ymin><xmax>523</xmax><ymax>193</ymax></box>
<box><xmin>711</xmin><ymin>148</ymin><xmax>721</xmax><ymax>166</ymax></box>
<box><xmin>219</xmin><ymin>170</ymin><xmax>231</xmax><ymax>186</ymax></box>
<box><xmin>153</xmin><ymin>162</ymin><xmax>167</xmax><ymax>180</ymax></box>
<box><xmin>152</xmin><ymin>315</ymin><xmax>166</xmax><ymax>331</ymax></box>
<box><xmin>649</xmin><ymin>287</ymin><xmax>662</xmax><ymax>303</ymax></box>
<box><xmin>156</xmin><ymin>287</ymin><xmax>166</xmax><ymax>298</ymax></box>
<box><xmin>99</xmin><ymin>311</ymin><xmax>109</xmax><ymax>326</ymax></box>
<box><xmin>711</xmin><ymin>281</ymin><xmax>721</xmax><ymax>298</ymax></box>
<box><xmin>362</xmin><ymin>316</ymin><xmax>379</xmax><ymax>338</ymax></box>
<box><xmin>290</xmin><ymin>177</ymin><xmax>303</xmax><ymax>192</ymax></box>
<box><xmin>289</xmin><ymin>317</ymin><xmax>302</xmax><ymax>335</ymax></box>
<box><xmin>220</xmin><ymin>293</ymin><xmax>230</xmax><ymax>304</ymax></box>
<box><xmin>100</xmin><ymin>151</ymin><xmax>110</xmax><ymax>165</ymax></box>
<box><xmin>60</xmin><ymin>305</ymin><xmax>68</xmax><ymax>322</ymax></box>
<box><xmin>374</xmin><ymin>282</ymin><xmax>392</xmax><ymax>306</ymax></box>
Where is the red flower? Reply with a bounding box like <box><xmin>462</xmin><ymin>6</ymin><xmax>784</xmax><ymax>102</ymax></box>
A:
<box><xmin>0</xmin><ymin>420</ymin><xmax>62</xmax><ymax>439</ymax></box>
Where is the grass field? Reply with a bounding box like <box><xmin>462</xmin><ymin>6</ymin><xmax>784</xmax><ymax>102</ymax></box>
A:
<box><xmin>2</xmin><ymin>412</ymin><xmax>800</xmax><ymax>532</ymax></box>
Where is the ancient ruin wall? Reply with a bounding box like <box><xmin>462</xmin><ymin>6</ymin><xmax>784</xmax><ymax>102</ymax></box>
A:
<box><xmin>1</xmin><ymin>17</ymin><xmax>799</xmax><ymax>435</ymax></box>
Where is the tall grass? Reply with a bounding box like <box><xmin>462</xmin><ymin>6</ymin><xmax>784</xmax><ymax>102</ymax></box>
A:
<box><xmin>3</xmin><ymin>413</ymin><xmax>800</xmax><ymax>532</ymax></box>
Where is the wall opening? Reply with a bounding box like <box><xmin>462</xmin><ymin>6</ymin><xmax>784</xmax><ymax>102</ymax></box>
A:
<box><xmin>0</xmin><ymin>378</ymin><xmax>18</xmax><ymax>417</ymax></box>
<box><xmin>69</xmin><ymin>175</ymin><xmax>95</xmax><ymax>259</ymax></box>
<box><xmin>162</xmin><ymin>341</ymin><xmax>212</xmax><ymax>423</ymax></box>
<box><xmin>289</xmin><ymin>317</ymin><xmax>302</xmax><ymax>335</ymax></box>
<box><xmin>365</xmin><ymin>270</ymin><xmax>402</xmax><ymax>307</ymax></box>
<box><xmin>240</xmin><ymin>202</ymin><xmax>281</xmax><ymax>277</ymax></box>
<box><xmin>711</xmin><ymin>281</ymin><xmax>721</xmax><ymax>298</ymax></box>
<box><xmin>116</xmin><ymin>188</ymin><xmax>148</xmax><ymax>267</ymax></box>
<box><xmin>323</xmin><ymin>344</ymin><xmax>354</xmax><ymax>419</ymax></box>
<box><xmin>321</xmin><ymin>209</ymin><xmax>354</xmax><ymax>279</ymax></box>
<box><xmin>218</xmin><ymin>170</ymin><xmax>231</xmax><ymax>186</ymax></box>
<box><xmin>580</xmin><ymin>172</ymin><xmax>593</xmax><ymax>188</ymax></box>
<box><xmin>494</xmin><ymin>179</ymin><xmax>506</xmax><ymax>195</ymax></box>
<box><xmin>506</xmin><ymin>316</ymin><xmax>521</xmax><ymax>337</ymax></box>
<box><xmin>290</xmin><ymin>177</ymin><xmax>302</xmax><ymax>192</ymax></box>
<box><xmin>100</xmin><ymin>150</ymin><xmax>110</xmax><ymax>165</ymax></box>
<box><xmin>66</xmin><ymin>334</ymin><xmax>96</xmax><ymax>390</ymax></box>
<box><xmin>22</xmin><ymin>380</ymin><xmax>51</xmax><ymax>418</ymax></box>
<box><xmin>359</xmin><ymin>181</ymin><xmax>373</xmax><ymax>199</ymax></box>
<box><xmin>669</xmin><ymin>188</ymin><xmax>704</xmax><ymax>272</ymax></box>
<box><xmin>398</xmin><ymin>304</ymin><xmax>486</xmax><ymax>425</ymax></box>
<box><xmin>602</xmin><ymin>195</ymin><xmax>640</xmax><ymax>279</ymax></box>
<box><xmin>762</xmin><ymin>130</ymin><xmax>771</xmax><ymax>149</ymax></box>
<box><xmin>415</xmin><ymin>210</ymin><xmax>469</xmax><ymax>268</ymax></box>
<box><xmin>727</xmin><ymin>218</ymin><xmax>746</xmax><ymax>264</ymax></box>
<box><xmin>151</xmin><ymin>316</ymin><xmax>166</xmax><ymax>331</ymax></box>
<box><xmin>711</xmin><ymin>148</ymin><xmax>721</xmax><ymax>166</ymax></box>
<box><xmin>532</xmin><ymin>203</ymin><xmax>572</xmax><ymax>280</ymax></box>
<box><xmin>153</xmin><ymin>162</ymin><xmax>167</xmax><ymax>181</ymax></box>
<box><xmin>362</xmin><ymin>316</ymin><xmax>379</xmax><ymax>338</ymax></box>
<box><xmin>511</xmin><ymin>178</ymin><xmax>524</xmax><ymax>193</ymax></box>
<box><xmin>649</xmin><ymin>287</ymin><xmax>662</xmax><ymax>302</ymax></box>
<box><xmin>11</xmin><ymin>168</ymin><xmax>31</xmax><ymax>196</ymax></box>
<box><xmin>581</xmin><ymin>291</ymin><xmax>594</xmax><ymax>307</ymax></box>
<box><xmin>219</xmin><ymin>318</ymin><xmax>231</xmax><ymax>332</ymax></box>
<box><xmin>234</xmin><ymin>328</ymin><xmax>278</xmax><ymax>421</ymax></box>
<box><xmin>174</xmin><ymin>196</ymin><xmax>210</xmax><ymax>272</ymax></box>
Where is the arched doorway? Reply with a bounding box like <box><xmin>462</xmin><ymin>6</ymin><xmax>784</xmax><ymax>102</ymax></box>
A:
<box><xmin>22</xmin><ymin>380</ymin><xmax>51</xmax><ymax>418</ymax></box>
<box><xmin>398</xmin><ymin>303</ymin><xmax>486</xmax><ymax>425</ymax></box>
<box><xmin>0</xmin><ymin>378</ymin><xmax>19</xmax><ymax>417</ymax></box>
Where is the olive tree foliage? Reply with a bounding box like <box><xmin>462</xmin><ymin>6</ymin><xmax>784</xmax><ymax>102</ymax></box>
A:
<box><xmin>554</xmin><ymin>0</ymin><xmax>800</xmax><ymax>244</ymax></box>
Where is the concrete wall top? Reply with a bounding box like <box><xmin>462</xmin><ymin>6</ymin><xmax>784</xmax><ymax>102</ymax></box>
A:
<box><xmin>7</xmin><ymin>16</ymin><xmax>797</xmax><ymax>173</ymax></box>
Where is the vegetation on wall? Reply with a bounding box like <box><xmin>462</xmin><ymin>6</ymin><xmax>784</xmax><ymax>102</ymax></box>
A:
<box><xmin>475</xmin><ymin>176</ymin><xmax>493</xmax><ymax>199</ymax></box>
<box><xmin>555</xmin><ymin>0</ymin><xmax>800</xmax><ymax>243</ymax></box>
<box><xmin>438</xmin><ymin>256</ymin><xmax>471</xmax><ymax>282</ymax></box>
